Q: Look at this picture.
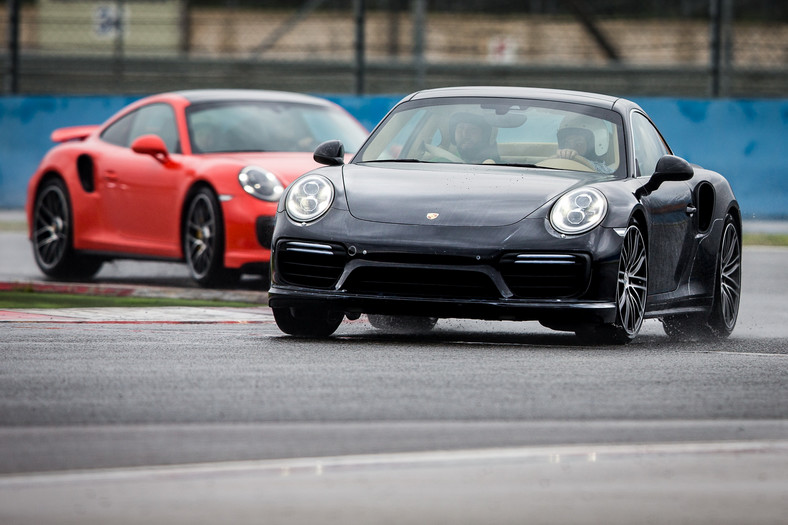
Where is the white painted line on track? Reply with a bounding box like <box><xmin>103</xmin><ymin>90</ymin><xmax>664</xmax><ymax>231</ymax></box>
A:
<box><xmin>709</xmin><ymin>351</ymin><xmax>788</xmax><ymax>358</ymax></box>
<box><xmin>2</xmin><ymin>440</ymin><xmax>786</xmax><ymax>487</ymax></box>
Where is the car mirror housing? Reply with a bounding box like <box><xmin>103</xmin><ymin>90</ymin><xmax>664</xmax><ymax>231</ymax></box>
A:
<box><xmin>314</xmin><ymin>140</ymin><xmax>345</xmax><ymax>166</ymax></box>
<box><xmin>131</xmin><ymin>134</ymin><xmax>171</xmax><ymax>164</ymax></box>
<box><xmin>637</xmin><ymin>155</ymin><xmax>693</xmax><ymax>198</ymax></box>
<box><xmin>653</xmin><ymin>155</ymin><xmax>694</xmax><ymax>182</ymax></box>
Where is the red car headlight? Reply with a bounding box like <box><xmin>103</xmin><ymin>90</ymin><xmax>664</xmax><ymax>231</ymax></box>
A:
<box><xmin>238</xmin><ymin>166</ymin><xmax>284</xmax><ymax>202</ymax></box>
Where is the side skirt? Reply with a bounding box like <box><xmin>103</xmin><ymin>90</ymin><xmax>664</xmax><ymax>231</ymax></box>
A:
<box><xmin>645</xmin><ymin>293</ymin><xmax>713</xmax><ymax>319</ymax></box>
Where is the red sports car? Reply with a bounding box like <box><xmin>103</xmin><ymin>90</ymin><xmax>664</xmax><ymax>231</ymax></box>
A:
<box><xmin>26</xmin><ymin>89</ymin><xmax>368</xmax><ymax>286</ymax></box>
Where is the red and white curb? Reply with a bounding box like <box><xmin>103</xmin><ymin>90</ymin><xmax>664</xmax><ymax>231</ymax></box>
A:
<box><xmin>0</xmin><ymin>306</ymin><xmax>274</xmax><ymax>324</ymax></box>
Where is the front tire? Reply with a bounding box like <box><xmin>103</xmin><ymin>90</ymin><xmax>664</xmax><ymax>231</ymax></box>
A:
<box><xmin>184</xmin><ymin>187</ymin><xmax>237</xmax><ymax>287</ymax></box>
<box><xmin>576</xmin><ymin>221</ymin><xmax>648</xmax><ymax>345</ymax></box>
<box><xmin>273</xmin><ymin>307</ymin><xmax>343</xmax><ymax>337</ymax></box>
<box><xmin>32</xmin><ymin>178</ymin><xmax>103</xmax><ymax>279</ymax></box>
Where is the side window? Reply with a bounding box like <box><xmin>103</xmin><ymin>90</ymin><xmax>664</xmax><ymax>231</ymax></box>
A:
<box><xmin>100</xmin><ymin>112</ymin><xmax>134</xmax><ymax>147</ymax></box>
<box><xmin>128</xmin><ymin>104</ymin><xmax>180</xmax><ymax>153</ymax></box>
<box><xmin>100</xmin><ymin>103</ymin><xmax>180</xmax><ymax>153</ymax></box>
<box><xmin>361</xmin><ymin>108</ymin><xmax>428</xmax><ymax>161</ymax></box>
<box><xmin>631</xmin><ymin>112</ymin><xmax>669</xmax><ymax>177</ymax></box>
<box><xmin>389</xmin><ymin>108</ymin><xmax>429</xmax><ymax>159</ymax></box>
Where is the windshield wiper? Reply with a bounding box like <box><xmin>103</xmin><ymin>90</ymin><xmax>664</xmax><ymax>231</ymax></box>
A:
<box><xmin>365</xmin><ymin>158</ymin><xmax>429</xmax><ymax>163</ymax></box>
<box><xmin>498</xmin><ymin>162</ymin><xmax>551</xmax><ymax>169</ymax></box>
<box><xmin>208</xmin><ymin>149</ymin><xmax>269</xmax><ymax>153</ymax></box>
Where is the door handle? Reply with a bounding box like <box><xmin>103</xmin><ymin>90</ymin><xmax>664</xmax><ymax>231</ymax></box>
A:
<box><xmin>685</xmin><ymin>205</ymin><xmax>697</xmax><ymax>216</ymax></box>
<box><xmin>103</xmin><ymin>170</ymin><xmax>120</xmax><ymax>189</ymax></box>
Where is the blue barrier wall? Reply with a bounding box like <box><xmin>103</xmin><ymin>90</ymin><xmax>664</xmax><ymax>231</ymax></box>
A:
<box><xmin>631</xmin><ymin>98</ymin><xmax>786</xmax><ymax>221</ymax></box>
<box><xmin>1</xmin><ymin>94</ymin><xmax>785</xmax><ymax>218</ymax></box>
<box><xmin>0</xmin><ymin>95</ymin><xmax>140</xmax><ymax>210</ymax></box>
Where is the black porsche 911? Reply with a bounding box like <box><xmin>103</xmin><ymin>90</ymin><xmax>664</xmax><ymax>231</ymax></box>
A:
<box><xmin>268</xmin><ymin>86</ymin><xmax>741</xmax><ymax>344</ymax></box>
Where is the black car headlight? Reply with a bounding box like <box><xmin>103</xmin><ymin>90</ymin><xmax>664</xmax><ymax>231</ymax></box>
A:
<box><xmin>550</xmin><ymin>187</ymin><xmax>608</xmax><ymax>235</ymax></box>
<box><xmin>238</xmin><ymin>166</ymin><xmax>284</xmax><ymax>202</ymax></box>
<box><xmin>285</xmin><ymin>174</ymin><xmax>334</xmax><ymax>222</ymax></box>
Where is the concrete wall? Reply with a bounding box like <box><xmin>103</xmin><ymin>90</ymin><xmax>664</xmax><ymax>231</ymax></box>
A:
<box><xmin>1</xmin><ymin>94</ymin><xmax>785</xmax><ymax>219</ymax></box>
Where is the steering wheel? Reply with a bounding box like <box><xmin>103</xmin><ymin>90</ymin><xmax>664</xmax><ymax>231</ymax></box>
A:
<box><xmin>424</xmin><ymin>143</ymin><xmax>463</xmax><ymax>163</ymax></box>
<box><xmin>536</xmin><ymin>157</ymin><xmax>595</xmax><ymax>172</ymax></box>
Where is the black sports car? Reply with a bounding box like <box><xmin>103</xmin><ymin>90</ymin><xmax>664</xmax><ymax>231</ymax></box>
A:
<box><xmin>268</xmin><ymin>86</ymin><xmax>741</xmax><ymax>344</ymax></box>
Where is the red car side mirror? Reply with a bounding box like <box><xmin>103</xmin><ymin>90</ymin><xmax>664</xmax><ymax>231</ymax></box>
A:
<box><xmin>131</xmin><ymin>134</ymin><xmax>172</xmax><ymax>164</ymax></box>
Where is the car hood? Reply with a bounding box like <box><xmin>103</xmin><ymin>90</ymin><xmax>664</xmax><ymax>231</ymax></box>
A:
<box><xmin>215</xmin><ymin>152</ymin><xmax>324</xmax><ymax>185</ymax></box>
<box><xmin>343</xmin><ymin>163</ymin><xmax>587</xmax><ymax>227</ymax></box>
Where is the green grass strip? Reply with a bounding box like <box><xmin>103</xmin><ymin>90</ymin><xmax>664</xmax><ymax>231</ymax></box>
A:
<box><xmin>742</xmin><ymin>233</ymin><xmax>788</xmax><ymax>247</ymax></box>
<box><xmin>0</xmin><ymin>291</ymin><xmax>257</xmax><ymax>309</ymax></box>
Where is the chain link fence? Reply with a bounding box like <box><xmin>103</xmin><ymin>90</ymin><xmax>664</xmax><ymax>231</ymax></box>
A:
<box><xmin>2</xmin><ymin>0</ymin><xmax>786</xmax><ymax>96</ymax></box>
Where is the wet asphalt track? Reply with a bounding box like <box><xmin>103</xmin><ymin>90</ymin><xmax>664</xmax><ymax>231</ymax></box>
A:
<box><xmin>1</xmin><ymin>212</ymin><xmax>787</xmax><ymax>524</ymax></box>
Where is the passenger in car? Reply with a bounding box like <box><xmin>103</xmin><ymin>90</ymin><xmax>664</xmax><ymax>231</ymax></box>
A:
<box><xmin>556</xmin><ymin>115</ymin><xmax>614</xmax><ymax>174</ymax></box>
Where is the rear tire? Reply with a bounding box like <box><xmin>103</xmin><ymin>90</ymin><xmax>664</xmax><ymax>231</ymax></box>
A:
<box><xmin>662</xmin><ymin>213</ymin><xmax>741</xmax><ymax>340</ymax></box>
<box><xmin>273</xmin><ymin>307</ymin><xmax>343</xmax><ymax>337</ymax></box>
<box><xmin>32</xmin><ymin>178</ymin><xmax>103</xmax><ymax>280</ymax></box>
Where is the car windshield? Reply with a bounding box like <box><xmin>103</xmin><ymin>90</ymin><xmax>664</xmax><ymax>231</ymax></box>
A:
<box><xmin>186</xmin><ymin>100</ymin><xmax>367</xmax><ymax>154</ymax></box>
<box><xmin>356</xmin><ymin>97</ymin><xmax>626</xmax><ymax>177</ymax></box>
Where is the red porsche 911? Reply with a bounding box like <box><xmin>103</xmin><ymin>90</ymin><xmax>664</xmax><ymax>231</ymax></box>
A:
<box><xmin>26</xmin><ymin>89</ymin><xmax>368</xmax><ymax>286</ymax></box>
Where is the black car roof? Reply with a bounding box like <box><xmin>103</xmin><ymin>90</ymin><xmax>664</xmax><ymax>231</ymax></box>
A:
<box><xmin>405</xmin><ymin>86</ymin><xmax>623</xmax><ymax>110</ymax></box>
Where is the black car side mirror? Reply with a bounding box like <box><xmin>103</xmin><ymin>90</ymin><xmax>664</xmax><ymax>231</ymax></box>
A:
<box><xmin>653</xmin><ymin>155</ymin><xmax>694</xmax><ymax>182</ymax></box>
<box><xmin>314</xmin><ymin>140</ymin><xmax>345</xmax><ymax>166</ymax></box>
<box><xmin>636</xmin><ymin>155</ymin><xmax>694</xmax><ymax>198</ymax></box>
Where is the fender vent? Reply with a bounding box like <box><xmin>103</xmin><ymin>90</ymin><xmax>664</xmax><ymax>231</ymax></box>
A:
<box><xmin>695</xmin><ymin>182</ymin><xmax>715</xmax><ymax>232</ymax></box>
<box><xmin>77</xmin><ymin>154</ymin><xmax>95</xmax><ymax>193</ymax></box>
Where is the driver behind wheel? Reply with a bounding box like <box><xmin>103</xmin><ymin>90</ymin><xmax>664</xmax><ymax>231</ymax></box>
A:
<box><xmin>449</xmin><ymin>112</ymin><xmax>500</xmax><ymax>164</ymax></box>
<box><xmin>556</xmin><ymin>115</ymin><xmax>614</xmax><ymax>174</ymax></box>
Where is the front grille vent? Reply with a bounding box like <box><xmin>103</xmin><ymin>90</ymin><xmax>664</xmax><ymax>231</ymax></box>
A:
<box><xmin>499</xmin><ymin>253</ymin><xmax>590</xmax><ymax>298</ymax></box>
<box><xmin>343</xmin><ymin>266</ymin><xmax>500</xmax><ymax>299</ymax></box>
<box><xmin>275</xmin><ymin>240</ymin><xmax>347</xmax><ymax>289</ymax></box>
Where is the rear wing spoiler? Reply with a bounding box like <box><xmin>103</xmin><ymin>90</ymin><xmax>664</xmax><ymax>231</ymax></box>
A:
<box><xmin>50</xmin><ymin>125</ymin><xmax>100</xmax><ymax>143</ymax></box>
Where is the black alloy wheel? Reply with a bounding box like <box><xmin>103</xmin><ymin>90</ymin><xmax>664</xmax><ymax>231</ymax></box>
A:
<box><xmin>577</xmin><ymin>221</ymin><xmax>648</xmax><ymax>344</ymax></box>
<box><xmin>184</xmin><ymin>187</ymin><xmax>235</xmax><ymax>286</ymax></box>
<box><xmin>615</xmin><ymin>223</ymin><xmax>649</xmax><ymax>339</ymax></box>
<box><xmin>662</xmin><ymin>213</ymin><xmax>741</xmax><ymax>339</ymax></box>
<box><xmin>32</xmin><ymin>178</ymin><xmax>102</xmax><ymax>279</ymax></box>
<box><xmin>710</xmin><ymin>216</ymin><xmax>742</xmax><ymax>335</ymax></box>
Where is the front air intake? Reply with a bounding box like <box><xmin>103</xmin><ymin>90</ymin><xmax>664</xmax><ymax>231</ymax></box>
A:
<box><xmin>499</xmin><ymin>253</ymin><xmax>591</xmax><ymax>298</ymax></box>
<box><xmin>275</xmin><ymin>240</ymin><xmax>347</xmax><ymax>288</ymax></box>
<box><xmin>343</xmin><ymin>266</ymin><xmax>500</xmax><ymax>299</ymax></box>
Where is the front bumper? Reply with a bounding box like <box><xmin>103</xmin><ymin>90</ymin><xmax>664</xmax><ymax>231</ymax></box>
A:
<box><xmin>268</xmin><ymin>285</ymin><xmax>617</xmax><ymax>324</ymax></box>
<box><xmin>221</xmin><ymin>196</ymin><xmax>277</xmax><ymax>270</ymax></box>
<box><xmin>270</xmin><ymin>240</ymin><xmax>623</xmax><ymax>325</ymax></box>
<box><xmin>269</xmin><ymin>209</ymin><xmax>625</xmax><ymax>325</ymax></box>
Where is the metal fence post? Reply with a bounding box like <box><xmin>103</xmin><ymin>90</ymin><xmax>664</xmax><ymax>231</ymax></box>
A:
<box><xmin>113</xmin><ymin>0</ymin><xmax>126</xmax><ymax>89</ymax></box>
<box><xmin>5</xmin><ymin>0</ymin><xmax>20</xmax><ymax>94</ymax></box>
<box><xmin>412</xmin><ymin>0</ymin><xmax>426</xmax><ymax>90</ymax></box>
<box><xmin>709</xmin><ymin>0</ymin><xmax>733</xmax><ymax>97</ymax></box>
<box><xmin>720</xmin><ymin>0</ymin><xmax>733</xmax><ymax>97</ymax></box>
<box><xmin>354</xmin><ymin>0</ymin><xmax>366</xmax><ymax>95</ymax></box>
